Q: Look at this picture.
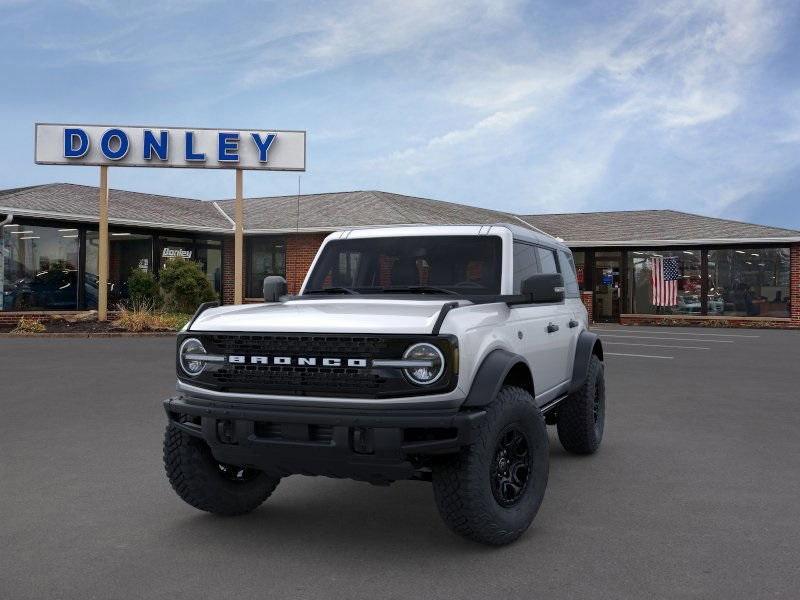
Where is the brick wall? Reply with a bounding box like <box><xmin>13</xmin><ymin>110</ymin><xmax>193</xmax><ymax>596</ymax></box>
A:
<box><xmin>285</xmin><ymin>233</ymin><xmax>328</xmax><ymax>294</ymax></box>
<box><xmin>580</xmin><ymin>291</ymin><xmax>593</xmax><ymax>324</ymax></box>
<box><xmin>222</xmin><ymin>237</ymin><xmax>235</xmax><ymax>305</ymax></box>
<box><xmin>791</xmin><ymin>243</ymin><xmax>800</xmax><ymax>325</ymax></box>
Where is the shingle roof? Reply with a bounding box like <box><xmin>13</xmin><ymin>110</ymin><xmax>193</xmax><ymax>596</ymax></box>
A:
<box><xmin>214</xmin><ymin>190</ymin><xmax>523</xmax><ymax>231</ymax></box>
<box><xmin>518</xmin><ymin>210</ymin><xmax>800</xmax><ymax>244</ymax></box>
<box><xmin>0</xmin><ymin>183</ymin><xmax>230</xmax><ymax>231</ymax></box>
<box><xmin>1</xmin><ymin>184</ymin><xmax>798</xmax><ymax>243</ymax></box>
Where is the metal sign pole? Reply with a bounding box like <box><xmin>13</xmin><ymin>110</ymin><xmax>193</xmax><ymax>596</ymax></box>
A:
<box><xmin>98</xmin><ymin>166</ymin><xmax>109</xmax><ymax>321</ymax></box>
<box><xmin>234</xmin><ymin>168</ymin><xmax>244</xmax><ymax>304</ymax></box>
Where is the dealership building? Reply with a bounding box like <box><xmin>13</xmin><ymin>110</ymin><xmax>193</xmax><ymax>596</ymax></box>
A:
<box><xmin>1</xmin><ymin>182</ymin><xmax>798</xmax><ymax>328</ymax></box>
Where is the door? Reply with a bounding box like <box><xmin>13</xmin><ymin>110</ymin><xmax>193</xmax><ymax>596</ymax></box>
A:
<box><xmin>593</xmin><ymin>251</ymin><xmax>622</xmax><ymax>323</ymax></box>
<box><xmin>509</xmin><ymin>243</ymin><xmax>574</xmax><ymax>400</ymax></box>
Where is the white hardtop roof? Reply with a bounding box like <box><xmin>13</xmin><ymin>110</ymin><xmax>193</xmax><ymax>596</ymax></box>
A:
<box><xmin>330</xmin><ymin>223</ymin><xmax>570</xmax><ymax>251</ymax></box>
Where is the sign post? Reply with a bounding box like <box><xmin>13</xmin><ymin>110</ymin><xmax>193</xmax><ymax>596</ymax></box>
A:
<box><xmin>98</xmin><ymin>166</ymin><xmax>109</xmax><ymax>320</ymax></box>
<box><xmin>234</xmin><ymin>169</ymin><xmax>244</xmax><ymax>305</ymax></box>
<box><xmin>34</xmin><ymin>123</ymin><xmax>306</xmax><ymax>319</ymax></box>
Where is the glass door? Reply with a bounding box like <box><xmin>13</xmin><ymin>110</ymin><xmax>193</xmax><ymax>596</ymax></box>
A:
<box><xmin>593</xmin><ymin>251</ymin><xmax>622</xmax><ymax>322</ymax></box>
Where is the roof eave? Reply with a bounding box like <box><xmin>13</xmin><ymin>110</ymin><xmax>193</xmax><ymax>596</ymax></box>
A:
<box><xmin>565</xmin><ymin>237</ymin><xmax>800</xmax><ymax>247</ymax></box>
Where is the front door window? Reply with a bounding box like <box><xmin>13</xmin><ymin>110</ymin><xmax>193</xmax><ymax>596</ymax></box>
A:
<box><xmin>593</xmin><ymin>251</ymin><xmax>622</xmax><ymax>322</ymax></box>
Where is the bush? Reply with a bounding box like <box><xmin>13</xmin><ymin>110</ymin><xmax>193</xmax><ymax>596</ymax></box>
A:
<box><xmin>159</xmin><ymin>259</ymin><xmax>216</xmax><ymax>313</ymax></box>
<box><xmin>11</xmin><ymin>317</ymin><xmax>46</xmax><ymax>334</ymax></box>
<box><xmin>127</xmin><ymin>269</ymin><xmax>162</xmax><ymax>308</ymax></box>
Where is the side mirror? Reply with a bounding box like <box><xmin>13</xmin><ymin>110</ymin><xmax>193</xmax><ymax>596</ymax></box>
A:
<box><xmin>518</xmin><ymin>273</ymin><xmax>565</xmax><ymax>304</ymax></box>
<box><xmin>263</xmin><ymin>275</ymin><xmax>288</xmax><ymax>302</ymax></box>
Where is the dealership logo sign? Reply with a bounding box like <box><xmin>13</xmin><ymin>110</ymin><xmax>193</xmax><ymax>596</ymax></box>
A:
<box><xmin>162</xmin><ymin>247</ymin><xmax>193</xmax><ymax>260</ymax></box>
<box><xmin>34</xmin><ymin>123</ymin><xmax>306</xmax><ymax>171</ymax></box>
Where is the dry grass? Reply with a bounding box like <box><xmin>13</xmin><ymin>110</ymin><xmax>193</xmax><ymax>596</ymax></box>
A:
<box><xmin>11</xmin><ymin>317</ymin><xmax>46</xmax><ymax>334</ymax></box>
<box><xmin>113</xmin><ymin>302</ymin><xmax>191</xmax><ymax>332</ymax></box>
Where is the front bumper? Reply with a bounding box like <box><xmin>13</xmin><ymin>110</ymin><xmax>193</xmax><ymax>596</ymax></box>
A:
<box><xmin>164</xmin><ymin>394</ymin><xmax>485</xmax><ymax>483</ymax></box>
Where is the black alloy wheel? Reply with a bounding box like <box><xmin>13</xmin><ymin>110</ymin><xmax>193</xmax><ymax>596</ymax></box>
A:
<box><xmin>490</xmin><ymin>425</ymin><xmax>532</xmax><ymax>507</ymax></box>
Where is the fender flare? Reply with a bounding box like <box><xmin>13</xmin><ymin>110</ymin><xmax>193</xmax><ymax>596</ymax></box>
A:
<box><xmin>462</xmin><ymin>348</ymin><xmax>531</xmax><ymax>407</ymax></box>
<box><xmin>568</xmin><ymin>330</ymin><xmax>604</xmax><ymax>394</ymax></box>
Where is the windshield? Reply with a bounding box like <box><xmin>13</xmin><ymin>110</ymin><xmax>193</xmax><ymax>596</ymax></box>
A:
<box><xmin>304</xmin><ymin>235</ymin><xmax>502</xmax><ymax>295</ymax></box>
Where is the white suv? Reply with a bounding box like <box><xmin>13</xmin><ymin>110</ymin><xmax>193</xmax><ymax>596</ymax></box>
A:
<box><xmin>163</xmin><ymin>224</ymin><xmax>605</xmax><ymax>545</ymax></box>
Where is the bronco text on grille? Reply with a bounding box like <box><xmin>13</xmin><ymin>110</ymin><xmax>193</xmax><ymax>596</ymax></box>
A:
<box><xmin>177</xmin><ymin>333</ymin><xmax>458</xmax><ymax>399</ymax></box>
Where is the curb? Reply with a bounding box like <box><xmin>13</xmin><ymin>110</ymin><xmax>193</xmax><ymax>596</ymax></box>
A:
<box><xmin>0</xmin><ymin>332</ymin><xmax>178</xmax><ymax>338</ymax></box>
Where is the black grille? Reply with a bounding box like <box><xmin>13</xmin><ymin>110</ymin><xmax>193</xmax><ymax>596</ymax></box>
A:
<box><xmin>180</xmin><ymin>333</ymin><xmax>457</xmax><ymax>399</ymax></box>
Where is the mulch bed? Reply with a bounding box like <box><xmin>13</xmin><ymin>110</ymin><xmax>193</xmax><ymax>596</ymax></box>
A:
<box><xmin>0</xmin><ymin>318</ymin><xmax>175</xmax><ymax>336</ymax></box>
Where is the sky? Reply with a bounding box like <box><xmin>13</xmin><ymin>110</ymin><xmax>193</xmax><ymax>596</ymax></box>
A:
<box><xmin>0</xmin><ymin>0</ymin><xmax>798</xmax><ymax>229</ymax></box>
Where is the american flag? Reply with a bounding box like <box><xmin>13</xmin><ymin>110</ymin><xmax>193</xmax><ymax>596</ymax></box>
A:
<box><xmin>651</xmin><ymin>256</ymin><xmax>679</xmax><ymax>306</ymax></box>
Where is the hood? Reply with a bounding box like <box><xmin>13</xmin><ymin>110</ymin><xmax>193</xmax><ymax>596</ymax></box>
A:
<box><xmin>190</xmin><ymin>298</ymin><xmax>464</xmax><ymax>334</ymax></box>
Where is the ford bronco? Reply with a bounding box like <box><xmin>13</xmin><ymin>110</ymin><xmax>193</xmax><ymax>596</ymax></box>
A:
<box><xmin>163</xmin><ymin>224</ymin><xmax>605</xmax><ymax>545</ymax></box>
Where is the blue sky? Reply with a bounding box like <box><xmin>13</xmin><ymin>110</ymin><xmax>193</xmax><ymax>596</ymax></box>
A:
<box><xmin>1</xmin><ymin>0</ymin><xmax>798</xmax><ymax>229</ymax></box>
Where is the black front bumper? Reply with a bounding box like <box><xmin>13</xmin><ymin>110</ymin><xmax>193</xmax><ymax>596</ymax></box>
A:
<box><xmin>164</xmin><ymin>395</ymin><xmax>485</xmax><ymax>483</ymax></box>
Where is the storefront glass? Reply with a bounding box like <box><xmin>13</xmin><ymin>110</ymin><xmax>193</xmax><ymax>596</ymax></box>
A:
<box><xmin>572</xmin><ymin>250</ymin><xmax>586</xmax><ymax>291</ymax></box>
<box><xmin>1</xmin><ymin>223</ymin><xmax>80</xmax><ymax>310</ymax></box>
<box><xmin>707</xmin><ymin>248</ymin><xmax>790</xmax><ymax>317</ymax></box>
<box><xmin>247</xmin><ymin>236</ymin><xmax>285</xmax><ymax>297</ymax></box>
<box><xmin>85</xmin><ymin>231</ymin><xmax>154</xmax><ymax>308</ymax></box>
<box><xmin>196</xmin><ymin>241</ymin><xmax>223</xmax><ymax>298</ymax></box>
<box><xmin>593</xmin><ymin>251</ymin><xmax>622</xmax><ymax>321</ymax></box>
<box><xmin>628</xmin><ymin>249</ymin><xmax>702</xmax><ymax>315</ymax></box>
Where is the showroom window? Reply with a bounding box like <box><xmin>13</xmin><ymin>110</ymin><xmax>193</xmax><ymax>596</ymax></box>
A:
<box><xmin>85</xmin><ymin>230</ymin><xmax>154</xmax><ymax>308</ymax></box>
<box><xmin>707</xmin><ymin>248</ymin><xmax>790</xmax><ymax>318</ymax></box>
<box><xmin>571</xmin><ymin>250</ymin><xmax>586</xmax><ymax>291</ymax></box>
<box><xmin>628</xmin><ymin>249</ymin><xmax>702</xmax><ymax>315</ymax></box>
<box><xmin>196</xmin><ymin>240</ymin><xmax>223</xmax><ymax>298</ymax></box>
<box><xmin>1</xmin><ymin>223</ymin><xmax>80</xmax><ymax>310</ymax></box>
<box><xmin>247</xmin><ymin>236</ymin><xmax>286</xmax><ymax>297</ymax></box>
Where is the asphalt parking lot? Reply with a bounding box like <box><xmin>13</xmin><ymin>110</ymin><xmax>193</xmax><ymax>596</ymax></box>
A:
<box><xmin>1</xmin><ymin>327</ymin><xmax>799</xmax><ymax>600</ymax></box>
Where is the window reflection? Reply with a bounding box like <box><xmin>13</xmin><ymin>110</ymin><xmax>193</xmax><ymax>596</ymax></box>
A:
<box><xmin>85</xmin><ymin>231</ymin><xmax>153</xmax><ymax>308</ymax></box>
<box><xmin>2</xmin><ymin>224</ymin><xmax>80</xmax><ymax>310</ymax></box>
<box><xmin>247</xmin><ymin>237</ymin><xmax>286</xmax><ymax>297</ymax></box>
<box><xmin>707</xmin><ymin>248</ymin><xmax>790</xmax><ymax>317</ymax></box>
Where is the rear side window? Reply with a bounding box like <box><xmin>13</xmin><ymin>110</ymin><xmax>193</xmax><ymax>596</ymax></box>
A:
<box><xmin>559</xmin><ymin>250</ymin><xmax>580</xmax><ymax>298</ymax></box>
<box><xmin>536</xmin><ymin>247</ymin><xmax>559</xmax><ymax>274</ymax></box>
<box><xmin>512</xmin><ymin>242</ymin><xmax>539</xmax><ymax>293</ymax></box>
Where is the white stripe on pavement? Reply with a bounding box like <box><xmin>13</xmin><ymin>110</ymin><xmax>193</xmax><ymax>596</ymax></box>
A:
<box><xmin>605</xmin><ymin>352</ymin><xmax>674</xmax><ymax>359</ymax></box>
<box><xmin>596</xmin><ymin>329</ymin><xmax>759</xmax><ymax>338</ymax></box>
<box><xmin>599</xmin><ymin>334</ymin><xmax>733</xmax><ymax>343</ymax></box>
<box><xmin>604</xmin><ymin>342</ymin><xmax>710</xmax><ymax>350</ymax></box>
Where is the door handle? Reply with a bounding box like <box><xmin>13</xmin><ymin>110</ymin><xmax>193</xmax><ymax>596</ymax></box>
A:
<box><xmin>547</xmin><ymin>322</ymin><xmax>559</xmax><ymax>333</ymax></box>
<box><xmin>569</xmin><ymin>319</ymin><xmax>579</xmax><ymax>328</ymax></box>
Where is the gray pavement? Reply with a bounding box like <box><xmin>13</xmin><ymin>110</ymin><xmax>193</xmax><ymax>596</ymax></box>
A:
<box><xmin>1</xmin><ymin>327</ymin><xmax>799</xmax><ymax>599</ymax></box>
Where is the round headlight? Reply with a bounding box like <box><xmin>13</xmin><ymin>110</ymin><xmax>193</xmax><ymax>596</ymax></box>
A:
<box><xmin>403</xmin><ymin>343</ymin><xmax>445</xmax><ymax>386</ymax></box>
<box><xmin>179</xmin><ymin>337</ymin><xmax>207</xmax><ymax>377</ymax></box>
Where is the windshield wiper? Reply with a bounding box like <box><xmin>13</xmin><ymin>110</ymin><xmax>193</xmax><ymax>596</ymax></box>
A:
<box><xmin>381</xmin><ymin>286</ymin><xmax>458</xmax><ymax>295</ymax></box>
<box><xmin>304</xmin><ymin>287</ymin><xmax>358</xmax><ymax>295</ymax></box>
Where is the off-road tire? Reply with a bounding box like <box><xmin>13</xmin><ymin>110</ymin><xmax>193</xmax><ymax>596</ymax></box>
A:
<box><xmin>432</xmin><ymin>386</ymin><xmax>549</xmax><ymax>546</ymax></box>
<box><xmin>163</xmin><ymin>422</ymin><xmax>280</xmax><ymax>516</ymax></box>
<box><xmin>556</xmin><ymin>354</ymin><xmax>605</xmax><ymax>454</ymax></box>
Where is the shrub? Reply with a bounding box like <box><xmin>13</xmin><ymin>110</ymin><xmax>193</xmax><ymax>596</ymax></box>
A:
<box><xmin>11</xmin><ymin>317</ymin><xmax>46</xmax><ymax>334</ymax></box>
<box><xmin>127</xmin><ymin>269</ymin><xmax>162</xmax><ymax>308</ymax></box>
<box><xmin>158</xmin><ymin>259</ymin><xmax>216</xmax><ymax>313</ymax></box>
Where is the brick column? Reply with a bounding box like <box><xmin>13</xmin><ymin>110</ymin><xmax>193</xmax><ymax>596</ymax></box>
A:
<box><xmin>222</xmin><ymin>237</ymin><xmax>235</xmax><ymax>305</ymax></box>
<box><xmin>791</xmin><ymin>244</ymin><xmax>800</xmax><ymax>326</ymax></box>
<box><xmin>285</xmin><ymin>233</ymin><xmax>327</xmax><ymax>294</ymax></box>
<box><xmin>580</xmin><ymin>291</ymin><xmax>593</xmax><ymax>324</ymax></box>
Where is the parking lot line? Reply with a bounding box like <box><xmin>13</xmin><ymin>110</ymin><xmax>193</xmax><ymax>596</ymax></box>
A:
<box><xmin>605</xmin><ymin>352</ymin><xmax>674</xmax><ymax>359</ymax></box>
<box><xmin>599</xmin><ymin>334</ymin><xmax>734</xmax><ymax>343</ymax></box>
<box><xmin>596</xmin><ymin>329</ymin><xmax>759</xmax><ymax>338</ymax></box>
<box><xmin>604</xmin><ymin>342</ymin><xmax>710</xmax><ymax>350</ymax></box>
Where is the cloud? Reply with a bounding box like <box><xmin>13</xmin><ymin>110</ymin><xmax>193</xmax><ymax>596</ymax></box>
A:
<box><xmin>378</xmin><ymin>106</ymin><xmax>536</xmax><ymax>175</ymax></box>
